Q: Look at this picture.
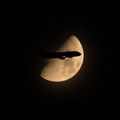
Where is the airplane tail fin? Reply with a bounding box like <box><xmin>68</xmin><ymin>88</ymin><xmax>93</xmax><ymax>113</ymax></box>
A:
<box><xmin>38</xmin><ymin>46</ymin><xmax>46</xmax><ymax>56</ymax></box>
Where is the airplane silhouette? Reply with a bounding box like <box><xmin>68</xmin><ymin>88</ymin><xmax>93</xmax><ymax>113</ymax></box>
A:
<box><xmin>37</xmin><ymin>46</ymin><xmax>81</xmax><ymax>60</ymax></box>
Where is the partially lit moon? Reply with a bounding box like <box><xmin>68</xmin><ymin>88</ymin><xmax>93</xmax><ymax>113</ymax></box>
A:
<box><xmin>40</xmin><ymin>35</ymin><xmax>84</xmax><ymax>82</ymax></box>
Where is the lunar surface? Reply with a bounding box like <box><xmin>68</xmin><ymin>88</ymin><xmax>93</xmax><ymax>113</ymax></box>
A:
<box><xmin>40</xmin><ymin>35</ymin><xmax>84</xmax><ymax>82</ymax></box>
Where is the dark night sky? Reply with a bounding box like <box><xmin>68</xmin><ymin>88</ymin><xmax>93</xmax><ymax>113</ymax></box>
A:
<box><xmin>16</xmin><ymin>10</ymin><xmax>114</xmax><ymax>115</ymax></box>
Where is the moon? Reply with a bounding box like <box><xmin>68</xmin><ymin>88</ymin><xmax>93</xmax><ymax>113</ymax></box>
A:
<box><xmin>40</xmin><ymin>35</ymin><xmax>84</xmax><ymax>82</ymax></box>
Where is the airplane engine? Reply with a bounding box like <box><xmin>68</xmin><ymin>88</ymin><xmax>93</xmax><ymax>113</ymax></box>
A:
<box><xmin>59</xmin><ymin>56</ymin><xmax>65</xmax><ymax>60</ymax></box>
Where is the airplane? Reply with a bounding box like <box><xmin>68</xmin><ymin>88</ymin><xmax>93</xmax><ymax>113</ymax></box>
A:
<box><xmin>37</xmin><ymin>46</ymin><xmax>81</xmax><ymax>60</ymax></box>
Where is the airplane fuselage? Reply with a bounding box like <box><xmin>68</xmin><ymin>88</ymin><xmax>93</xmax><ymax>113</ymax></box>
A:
<box><xmin>38</xmin><ymin>51</ymin><xmax>81</xmax><ymax>59</ymax></box>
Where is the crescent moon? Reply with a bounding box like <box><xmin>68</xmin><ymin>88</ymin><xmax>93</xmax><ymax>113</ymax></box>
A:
<box><xmin>40</xmin><ymin>35</ymin><xmax>84</xmax><ymax>82</ymax></box>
